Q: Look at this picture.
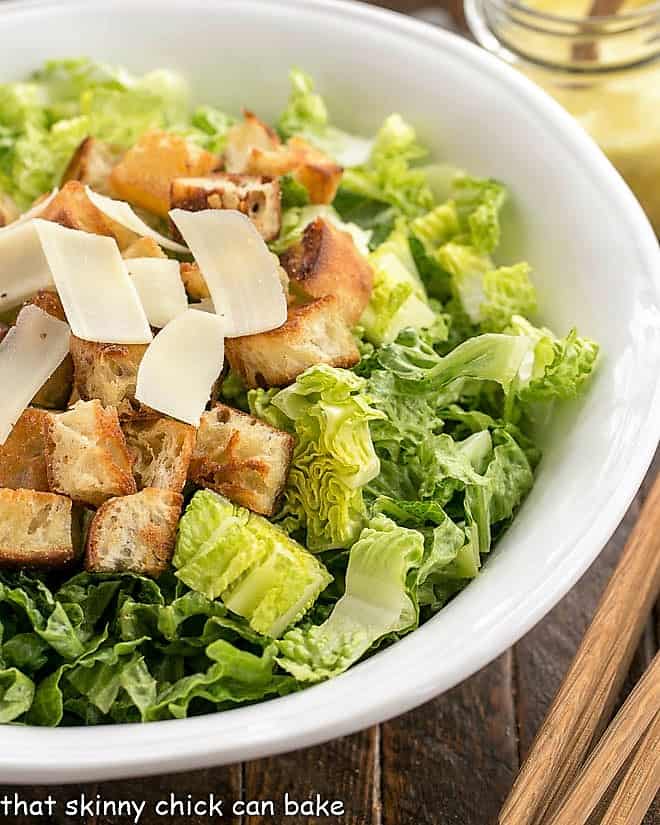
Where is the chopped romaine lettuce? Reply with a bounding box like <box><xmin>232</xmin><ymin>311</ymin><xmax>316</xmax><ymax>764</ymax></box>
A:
<box><xmin>509</xmin><ymin>315</ymin><xmax>600</xmax><ymax>401</ymax></box>
<box><xmin>253</xmin><ymin>366</ymin><xmax>385</xmax><ymax>551</ymax></box>
<box><xmin>174</xmin><ymin>490</ymin><xmax>332</xmax><ymax>638</ymax></box>
<box><xmin>0</xmin><ymin>57</ymin><xmax>231</xmax><ymax>208</ymax></box>
<box><xmin>277</xmin><ymin>69</ymin><xmax>373</xmax><ymax>168</ymax></box>
<box><xmin>277</xmin><ymin>515</ymin><xmax>424</xmax><ymax>682</ymax></box>
<box><xmin>270</xmin><ymin>204</ymin><xmax>371</xmax><ymax>255</ymax></box>
<box><xmin>340</xmin><ymin>114</ymin><xmax>434</xmax><ymax>218</ymax></box>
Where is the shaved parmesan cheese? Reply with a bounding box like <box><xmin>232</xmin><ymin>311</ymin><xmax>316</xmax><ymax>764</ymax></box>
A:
<box><xmin>191</xmin><ymin>298</ymin><xmax>216</xmax><ymax>313</ymax></box>
<box><xmin>0</xmin><ymin>221</ymin><xmax>54</xmax><ymax>311</ymax></box>
<box><xmin>126</xmin><ymin>257</ymin><xmax>187</xmax><ymax>328</ymax></box>
<box><xmin>170</xmin><ymin>209</ymin><xmax>287</xmax><ymax>337</ymax></box>
<box><xmin>0</xmin><ymin>188</ymin><xmax>59</xmax><ymax>234</ymax></box>
<box><xmin>135</xmin><ymin>309</ymin><xmax>225</xmax><ymax>425</ymax></box>
<box><xmin>34</xmin><ymin>220</ymin><xmax>152</xmax><ymax>344</ymax></box>
<box><xmin>85</xmin><ymin>187</ymin><xmax>189</xmax><ymax>254</ymax></box>
<box><xmin>0</xmin><ymin>305</ymin><xmax>70</xmax><ymax>444</ymax></box>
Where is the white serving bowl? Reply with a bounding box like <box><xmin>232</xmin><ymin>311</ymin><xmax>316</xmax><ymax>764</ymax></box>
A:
<box><xmin>2</xmin><ymin>0</ymin><xmax>660</xmax><ymax>784</ymax></box>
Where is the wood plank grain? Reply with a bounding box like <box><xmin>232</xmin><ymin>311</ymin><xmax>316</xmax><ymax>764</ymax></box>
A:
<box><xmin>243</xmin><ymin>727</ymin><xmax>379</xmax><ymax>825</ymax></box>
<box><xmin>381</xmin><ymin>651</ymin><xmax>518</xmax><ymax>825</ymax></box>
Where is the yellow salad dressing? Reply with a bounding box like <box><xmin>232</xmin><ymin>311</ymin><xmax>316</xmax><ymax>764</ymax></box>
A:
<box><xmin>473</xmin><ymin>0</ymin><xmax>660</xmax><ymax>232</ymax></box>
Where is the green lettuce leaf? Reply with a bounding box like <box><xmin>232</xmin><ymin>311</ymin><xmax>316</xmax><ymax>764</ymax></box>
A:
<box><xmin>509</xmin><ymin>315</ymin><xmax>599</xmax><ymax>401</ymax></box>
<box><xmin>0</xmin><ymin>57</ymin><xmax>220</xmax><ymax>208</ymax></box>
<box><xmin>174</xmin><ymin>490</ymin><xmax>332</xmax><ymax>638</ymax></box>
<box><xmin>278</xmin><ymin>69</ymin><xmax>373</xmax><ymax>167</ymax></box>
<box><xmin>277</xmin><ymin>515</ymin><xmax>424</xmax><ymax>682</ymax></box>
<box><xmin>262</xmin><ymin>365</ymin><xmax>385</xmax><ymax>551</ymax></box>
<box><xmin>340</xmin><ymin>114</ymin><xmax>434</xmax><ymax>218</ymax></box>
<box><xmin>360</xmin><ymin>222</ymin><xmax>437</xmax><ymax>345</ymax></box>
<box><xmin>0</xmin><ymin>668</ymin><xmax>35</xmax><ymax>723</ymax></box>
<box><xmin>451</xmin><ymin>175</ymin><xmax>507</xmax><ymax>253</ymax></box>
<box><xmin>270</xmin><ymin>204</ymin><xmax>371</xmax><ymax>255</ymax></box>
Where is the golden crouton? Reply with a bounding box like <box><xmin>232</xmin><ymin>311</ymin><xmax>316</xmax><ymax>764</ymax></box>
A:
<box><xmin>286</xmin><ymin>137</ymin><xmax>343</xmax><ymax>205</ymax></box>
<box><xmin>122</xmin><ymin>417</ymin><xmax>196</xmax><ymax>493</ymax></box>
<box><xmin>179</xmin><ymin>261</ymin><xmax>210</xmax><ymax>300</ymax></box>
<box><xmin>85</xmin><ymin>488</ymin><xmax>183</xmax><ymax>577</ymax></box>
<box><xmin>170</xmin><ymin>173</ymin><xmax>282</xmax><ymax>241</ymax></box>
<box><xmin>225</xmin><ymin>295</ymin><xmax>359</xmax><ymax>388</ymax></box>
<box><xmin>61</xmin><ymin>136</ymin><xmax>122</xmax><ymax>195</ymax></box>
<box><xmin>280</xmin><ymin>218</ymin><xmax>373</xmax><ymax>325</ymax></box>
<box><xmin>40</xmin><ymin>180</ymin><xmax>137</xmax><ymax>249</ymax></box>
<box><xmin>121</xmin><ymin>236</ymin><xmax>167</xmax><ymax>260</ymax></box>
<box><xmin>0</xmin><ymin>489</ymin><xmax>76</xmax><ymax>569</ymax></box>
<box><xmin>223</xmin><ymin>111</ymin><xmax>281</xmax><ymax>174</ymax></box>
<box><xmin>189</xmin><ymin>403</ymin><xmax>294</xmax><ymax>516</ymax></box>
<box><xmin>224</xmin><ymin>114</ymin><xmax>341</xmax><ymax>204</ymax></box>
<box><xmin>70</xmin><ymin>337</ymin><xmax>148</xmax><ymax>417</ymax></box>
<box><xmin>0</xmin><ymin>192</ymin><xmax>20</xmax><ymax>228</ymax></box>
<box><xmin>180</xmin><ymin>260</ymin><xmax>289</xmax><ymax>305</ymax></box>
<box><xmin>45</xmin><ymin>400</ymin><xmax>137</xmax><ymax>507</ymax></box>
<box><xmin>0</xmin><ymin>409</ymin><xmax>50</xmax><ymax>491</ymax></box>
<box><xmin>23</xmin><ymin>291</ymin><xmax>74</xmax><ymax>409</ymax></box>
<box><xmin>110</xmin><ymin>131</ymin><xmax>218</xmax><ymax>218</ymax></box>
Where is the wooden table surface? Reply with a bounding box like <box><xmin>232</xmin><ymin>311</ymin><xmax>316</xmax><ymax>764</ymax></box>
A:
<box><xmin>2</xmin><ymin>3</ymin><xmax>659</xmax><ymax>823</ymax></box>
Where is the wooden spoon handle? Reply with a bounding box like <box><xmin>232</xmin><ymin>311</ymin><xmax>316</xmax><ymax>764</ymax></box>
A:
<box><xmin>499</xmin><ymin>472</ymin><xmax>660</xmax><ymax>825</ymax></box>
<box><xmin>544</xmin><ymin>653</ymin><xmax>660</xmax><ymax>825</ymax></box>
<box><xmin>600</xmin><ymin>709</ymin><xmax>660</xmax><ymax>825</ymax></box>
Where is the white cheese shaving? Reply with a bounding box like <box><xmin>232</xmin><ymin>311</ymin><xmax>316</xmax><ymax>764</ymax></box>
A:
<box><xmin>0</xmin><ymin>305</ymin><xmax>70</xmax><ymax>445</ymax></box>
<box><xmin>135</xmin><ymin>309</ymin><xmax>225</xmax><ymax>426</ymax></box>
<box><xmin>125</xmin><ymin>257</ymin><xmax>187</xmax><ymax>328</ymax></box>
<box><xmin>0</xmin><ymin>221</ymin><xmax>54</xmax><ymax>312</ymax></box>
<box><xmin>169</xmin><ymin>209</ymin><xmax>287</xmax><ymax>337</ymax></box>
<box><xmin>0</xmin><ymin>188</ymin><xmax>59</xmax><ymax>235</ymax></box>
<box><xmin>84</xmin><ymin>187</ymin><xmax>189</xmax><ymax>254</ymax></box>
<box><xmin>34</xmin><ymin>220</ymin><xmax>152</xmax><ymax>344</ymax></box>
<box><xmin>191</xmin><ymin>298</ymin><xmax>216</xmax><ymax>313</ymax></box>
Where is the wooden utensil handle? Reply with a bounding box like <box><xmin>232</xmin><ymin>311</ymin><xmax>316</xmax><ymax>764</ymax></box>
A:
<box><xmin>499</xmin><ymin>471</ymin><xmax>660</xmax><ymax>825</ymax></box>
<box><xmin>544</xmin><ymin>653</ymin><xmax>660</xmax><ymax>825</ymax></box>
<box><xmin>600</xmin><ymin>709</ymin><xmax>660</xmax><ymax>825</ymax></box>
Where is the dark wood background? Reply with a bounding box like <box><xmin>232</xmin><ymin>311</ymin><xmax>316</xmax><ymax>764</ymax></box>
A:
<box><xmin>1</xmin><ymin>2</ymin><xmax>658</xmax><ymax>823</ymax></box>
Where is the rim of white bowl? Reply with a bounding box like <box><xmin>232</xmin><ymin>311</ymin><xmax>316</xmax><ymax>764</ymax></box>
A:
<box><xmin>1</xmin><ymin>0</ymin><xmax>659</xmax><ymax>785</ymax></box>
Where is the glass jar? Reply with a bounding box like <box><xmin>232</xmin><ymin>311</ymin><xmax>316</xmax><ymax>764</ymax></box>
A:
<box><xmin>465</xmin><ymin>0</ymin><xmax>660</xmax><ymax>234</ymax></box>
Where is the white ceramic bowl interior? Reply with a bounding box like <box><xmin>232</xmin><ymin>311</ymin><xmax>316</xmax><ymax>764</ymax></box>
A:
<box><xmin>2</xmin><ymin>0</ymin><xmax>660</xmax><ymax>783</ymax></box>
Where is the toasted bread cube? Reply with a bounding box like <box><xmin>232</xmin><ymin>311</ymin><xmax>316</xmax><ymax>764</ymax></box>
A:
<box><xmin>61</xmin><ymin>137</ymin><xmax>122</xmax><ymax>195</ymax></box>
<box><xmin>179</xmin><ymin>261</ymin><xmax>210</xmax><ymax>300</ymax></box>
<box><xmin>287</xmin><ymin>137</ymin><xmax>343</xmax><ymax>205</ymax></box>
<box><xmin>121</xmin><ymin>236</ymin><xmax>167</xmax><ymax>260</ymax></box>
<box><xmin>0</xmin><ymin>192</ymin><xmax>20</xmax><ymax>228</ymax></box>
<box><xmin>180</xmin><ymin>260</ymin><xmax>288</xmax><ymax>305</ymax></box>
<box><xmin>0</xmin><ymin>490</ymin><xmax>76</xmax><ymax>569</ymax></box>
<box><xmin>170</xmin><ymin>173</ymin><xmax>281</xmax><ymax>241</ymax></box>
<box><xmin>280</xmin><ymin>218</ymin><xmax>373</xmax><ymax>325</ymax></box>
<box><xmin>45</xmin><ymin>400</ymin><xmax>137</xmax><ymax>507</ymax></box>
<box><xmin>122</xmin><ymin>417</ymin><xmax>196</xmax><ymax>493</ymax></box>
<box><xmin>70</xmin><ymin>337</ymin><xmax>148</xmax><ymax>416</ymax></box>
<box><xmin>22</xmin><ymin>291</ymin><xmax>74</xmax><ymax>409</ymax></box>
<box><xmin>40</xmin><ymin>180</ymin><xmax>137</xmax><ymax>249</ymax></box>
<box><xmin>0</xmin><ymin>409</ymin><xmax>50</xmax><ymax>491</ymax></box>
<box><xmin>85</xmin><ymin>488</ymin><xmax>182</xmax><ymax>577</ymax></box>
<box><xmin>189</xmin><ymin>404</ymin><xmax>294</xmax><ymax>516</ymax></box>
<box><xmin>225</xmin><ymin>295</ymin><xmax>359</xmax><ymax>388</ymax></box>
<box><xmin>224</xmin><ymin>111</ymin><xmax>281</xmax><ymax>174</ymax></box>
<box><xmin>224</xmin><ymin>114</ymin><xmax>341</xmax><ymax>204</ymax></box>
<box><xmin>110</xmin><ymin>131</ymin><xmax>218</xmax><ymax>218</ymax></box>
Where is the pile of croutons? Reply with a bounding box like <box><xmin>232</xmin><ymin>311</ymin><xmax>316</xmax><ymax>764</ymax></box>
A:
<box><xmin>0</xmin><ymin>112</ymin><xmax>374</xmax><ymax>578</ymax></box>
